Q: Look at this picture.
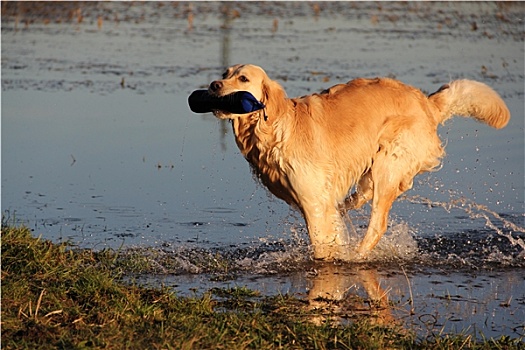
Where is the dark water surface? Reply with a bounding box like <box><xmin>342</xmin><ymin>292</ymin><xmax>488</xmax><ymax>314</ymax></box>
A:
<box><xmin>2</xmin><ymin>2</ymin><xmax>524</xmax><ymax>339</ymax></box>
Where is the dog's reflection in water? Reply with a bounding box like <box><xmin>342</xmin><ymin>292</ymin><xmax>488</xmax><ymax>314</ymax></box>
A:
<box><xmin>305</xmin><ymin>264</ymin><xmax>397</xmax><ymax>327</ymax></box>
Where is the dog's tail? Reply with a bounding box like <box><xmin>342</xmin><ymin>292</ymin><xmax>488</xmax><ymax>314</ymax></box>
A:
<box><xmin>428</xmin><ymin>79</ymin><xmax>510</xmax><ymax>129</ymax></box>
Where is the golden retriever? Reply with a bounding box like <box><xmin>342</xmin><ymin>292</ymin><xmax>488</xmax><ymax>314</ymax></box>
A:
<box><xmin>207</xmin><ymin>64</ymin><xmax>510</xmax><ymax>261</ymax></box>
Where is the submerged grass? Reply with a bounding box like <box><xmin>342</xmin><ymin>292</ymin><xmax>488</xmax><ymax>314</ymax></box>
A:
<box><xmin>1</xmin><ymin>225</ymin><xmax>523</xmax><ymax>349</ymax></box>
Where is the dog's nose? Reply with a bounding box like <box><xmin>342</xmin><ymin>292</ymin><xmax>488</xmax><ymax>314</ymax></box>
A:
<box><xmin>209</xmin><ymin>80</ymin><xmax>222</xmax><ymax>92</ymax></box>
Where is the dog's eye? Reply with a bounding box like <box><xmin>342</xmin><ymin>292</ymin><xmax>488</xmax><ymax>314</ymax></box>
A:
<box><xmin>239</xmin><ymin>75</ymin><xmax>249</xmax><ymax>83</ymax></box>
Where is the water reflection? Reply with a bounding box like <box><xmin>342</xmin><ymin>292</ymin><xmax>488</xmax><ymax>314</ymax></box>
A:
<box><xmin>148</xmin><ymin>257</ymin><xmax>523</xmax><ymax>338</ymax></box>
<box><xmin>220</xmin><ymin>3</ymin><xmax>232</xmax><ymax>68</ymax></box>
<box><xmin>217</xmin><ymin>4</ymin><xmax>233</xmax><ymax>152</ymax></box>
<box><xmin>303</xmin><ymin>264</ymin><xmax>525</xmax><ymax>338</ymax></box>
<box><xmin>307</xmin><ymin>264</ymin><xmax>396</xmax><ymax>327</ymax></box>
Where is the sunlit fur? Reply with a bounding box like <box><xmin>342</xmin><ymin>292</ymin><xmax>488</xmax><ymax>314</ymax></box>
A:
<box><xmin>208</xmin><ymin>64</ymin><xmax>510</xmax><ymax>261</ymax></box>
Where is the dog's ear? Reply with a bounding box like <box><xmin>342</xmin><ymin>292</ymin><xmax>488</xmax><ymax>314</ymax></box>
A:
<box><xmin>262</xmin><ymin>78</ymin><xmax>288</xmax><ymax>119</ymax></box>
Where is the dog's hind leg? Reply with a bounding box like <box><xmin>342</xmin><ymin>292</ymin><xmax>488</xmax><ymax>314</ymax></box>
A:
<box><xmin>356</xmin><ymin>191</ymin><xmax>395</xmax><ymax>257</ymax></box>
<box><xmin>356</xmin><ymin>151</ymin><xmax>415</xmax><ymax>257</ymax></box>
<box><xmin>340</xmin><ymin>171</ymin><xmax>373</xmax><ymax>213</ymax></box>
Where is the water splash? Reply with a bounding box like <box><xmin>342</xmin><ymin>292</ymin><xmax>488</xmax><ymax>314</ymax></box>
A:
<box><xmin>402</xmin><ymin>194</ymin><xmax>525</xmax><ymax>249</ymax></box>
<box><xmin>117</xmin><ymin>195</ymin><xmax>525</xmax><ymax>277</ymax></box>
<box><xmin>342</xmin><ymin>214</ymin><xmax>420</xmax><ymax>262</ymax></box>
<box><xmin>401</xmin><ymin>194</ymin><xmax>525</xmax><ymax>265</ymax></box>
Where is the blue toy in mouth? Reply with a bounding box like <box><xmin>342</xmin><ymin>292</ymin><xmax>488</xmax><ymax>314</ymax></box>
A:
<box><xmin>188</xmin><ymin>90</ymin><xmax>265</xmax><ymax>114</ymax></box>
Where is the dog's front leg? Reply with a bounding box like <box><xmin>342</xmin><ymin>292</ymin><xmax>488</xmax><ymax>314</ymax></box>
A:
<box><xmin>302</xmin><ymin>204</ymin><xmax>351</xmax><ymax>261</ymax></box>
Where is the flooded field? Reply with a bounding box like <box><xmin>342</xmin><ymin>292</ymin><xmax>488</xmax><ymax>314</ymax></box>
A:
<box><xmin>2</xmin><ymin>2</ymin><xmax>524</xmax><ymax>340</ymax></box>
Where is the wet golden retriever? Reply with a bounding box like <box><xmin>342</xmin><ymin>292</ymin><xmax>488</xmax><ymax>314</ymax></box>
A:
<box><xmin>207</xmin><ymin>64</ymin><xmax>510</xmax><ymax>261</ymax></box>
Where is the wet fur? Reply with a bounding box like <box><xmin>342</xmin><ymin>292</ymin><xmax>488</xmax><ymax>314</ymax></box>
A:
<box><xmin>208</xmin><ymin>64</ymin><xmax>510</xmax><ymax>261</ymax></box>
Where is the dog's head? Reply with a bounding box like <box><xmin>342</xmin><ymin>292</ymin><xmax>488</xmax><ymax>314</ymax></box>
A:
<box><xmin>209</xmin><ymin>64</ymin><xmax>287</xmax><ymax>120</ymax></box>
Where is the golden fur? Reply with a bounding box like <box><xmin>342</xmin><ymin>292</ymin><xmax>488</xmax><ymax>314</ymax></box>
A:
<box><xmin>207</xmin><ymin>64</ymin><xmax>510</xmax><ymax>261</ymax></box>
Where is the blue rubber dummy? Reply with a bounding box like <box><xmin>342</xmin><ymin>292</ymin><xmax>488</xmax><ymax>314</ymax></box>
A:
<box><xmin>188</xmin><ymin>90</ymin><xmax>265</xmax><ymax>114</ymax></box>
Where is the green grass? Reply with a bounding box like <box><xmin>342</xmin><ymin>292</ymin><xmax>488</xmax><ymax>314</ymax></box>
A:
<box><xmin>1</xmin><ymin>225</ymin><xmax>523</xmax><ymax>349</ymax></box>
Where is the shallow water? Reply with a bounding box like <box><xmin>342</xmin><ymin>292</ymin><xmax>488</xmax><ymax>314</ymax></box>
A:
<box><xmin>2</xmin><ymin>2</ymin><xmax>524</xmax><ymax>340</ymax></box>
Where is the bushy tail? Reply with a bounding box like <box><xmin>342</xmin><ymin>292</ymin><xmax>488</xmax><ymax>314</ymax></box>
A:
<box><xmin>429</xmin><ymin>79</ymin><xmax>510</xmax><ymax>129</ymax></box>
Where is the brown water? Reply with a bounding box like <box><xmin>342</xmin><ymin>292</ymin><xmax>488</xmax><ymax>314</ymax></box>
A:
<box><xmin>2</xmin><ymin>2</ymin><xmax>524</xmax><ymax>340</ymax></box>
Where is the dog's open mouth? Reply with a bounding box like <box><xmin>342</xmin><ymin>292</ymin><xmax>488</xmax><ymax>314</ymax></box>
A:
<box><xmin>211</xmin><ymin>109</ymin><xmax>232</xmax><ymax>119</ymax></box>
